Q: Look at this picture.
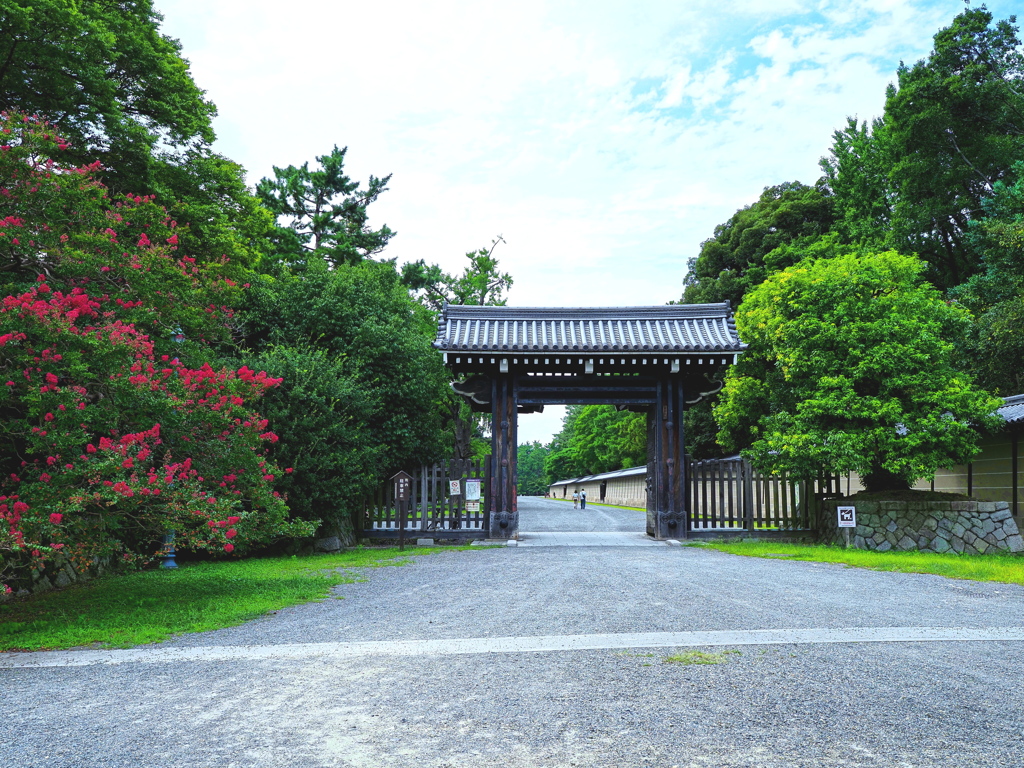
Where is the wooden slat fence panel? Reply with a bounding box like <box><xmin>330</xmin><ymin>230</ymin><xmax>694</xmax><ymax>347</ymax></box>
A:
<box><xmin>686</xmin><ymin>457</ymin><xmax>838</xmax><ymax>534</ymax></box>
<box><xmin>361</xmin><ymin>459</ymin><xmax>489</xmax><ymax>538</ymax></box>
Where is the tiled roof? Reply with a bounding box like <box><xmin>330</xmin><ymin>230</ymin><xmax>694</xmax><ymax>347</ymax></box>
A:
<box><xmin>434</xmin><ymin>304</ymin><xmax>745</xmax><ymax>353</ymax></box>
<box><xmin>998</xmin><ymin>394</ymin><xmax>1024</xmax><ymax>426</ymax></box>
<box><xmin>549</xmin><ymin>466</ymin><xmax>647</xmax><ymax>486</ymax></box>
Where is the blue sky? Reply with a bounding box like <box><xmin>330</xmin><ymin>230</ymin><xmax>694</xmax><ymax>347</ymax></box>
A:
<box><xmin>155</xmin><ymin>0</ymin><xmax>1020</xmax><ymax>443</ymax></box>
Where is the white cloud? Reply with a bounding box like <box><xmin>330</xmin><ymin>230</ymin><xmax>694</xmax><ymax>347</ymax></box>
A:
<box><xmin>153</xmin><ymin>0</ymin><xmax>1013</xmax><ymax>442</ymax></box>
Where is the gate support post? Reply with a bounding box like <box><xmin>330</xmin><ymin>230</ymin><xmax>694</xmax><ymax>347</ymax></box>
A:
<box><xmin>742</xmin><ymin>458</ymin><xmax>755</xmax><ymax>532</ymax></box>
<box><xmin>489</xmin><ymin>374</ymin><xmax>519</xmax><ymax>539</ymax></box>
<box><xmin>647</xmin><ymin>375</ymin><xmax>686</xmax><ymax>540</ymax></box>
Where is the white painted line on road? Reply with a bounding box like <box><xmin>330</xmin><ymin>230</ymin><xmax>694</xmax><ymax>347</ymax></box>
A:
<box><xmin>516</xmin><ymin>531</ymin><xmax>663</xmax><ymax>547</ymax></box>
<box><xmin>4</xmin><ymin>626</ymin><xmax>1024</xmax><ymax>668</ymax></box>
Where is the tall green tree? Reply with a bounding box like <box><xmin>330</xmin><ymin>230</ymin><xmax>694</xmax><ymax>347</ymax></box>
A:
<box><xmin>952</xmin><ymin>161</ymin><xmax>1024</xmax><ymax>394</ymax></box>
<box><xmin>715</xmin><ymin>250</ymin><xmax>1002</xmax><ymax>491</ymax></box>
<box><xmin>401</xmin><ymin>236</ymin><xmax>513</xmax><ymax>311</ymax></box>
<box><xmin>822</xmin><ymin>8</ymin><xmax>1024</xmax><ymax>291</ymax></box>
<box><xmin>256</xmin><ymin>146</ymin><xmax>394</xmax><ymax>268</ymax></box>
<box><xmin>680</xmin><ymin>181</ymin><xmax>836</xmax><ymax>458</ymax></box>
<box><xmin>681</xmin><ymin>181</ymin><xmax>836</xmax><ymax>308</ymax></box>
<box><xmin>0</xmin><ymin>0</ymin><xmax>270</xmax><ymax>274</ymax></box>
<box><xmin>887</xmin><ymin>7</ymin><xmax>1024</xmax><ymax>289</ymax></box>
<box><xmin>239</xmin><ymin>257</ymin><xmax>450</xmax><ymax>537</ymax></box>
<box><xmin>401</xmin><ymin>237</ymin><xmax>514</xmax><ymax>460</ymax></box>
<box><xmin>819</xmin><ymin>117</ymin><xmax>894</xmax><ymax>247</ymax></box>
<box><xmin>0</xmin><ymin>0</ymin><xmax>215</xmax><ymax>190</ymax></box>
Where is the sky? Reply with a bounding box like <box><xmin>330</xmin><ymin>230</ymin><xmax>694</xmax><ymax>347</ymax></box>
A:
<box><xmin>155</xmin><ymin>0</ymin><xmax>1016</xmax><ymax>444</ymax></box>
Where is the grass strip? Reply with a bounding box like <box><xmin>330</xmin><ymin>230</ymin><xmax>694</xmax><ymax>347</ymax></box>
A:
<box><xmin>0</xmin><ymin>546</ymin><xmax>462</xmax><ymax>652</ymax></box>
<box><xmin>546</xmin><ymin>498</ymin><xmax>646</xmax><ymax>512</ymax></box>
<box><xmin>692</xmin><ymin>540</ymin><xmax>1024</xmax><ymax>585</ymax></box>
<box><xmin>664</xmin><ymin>649</ymin><xmax>740</xmax><ymax>665</ymax></box>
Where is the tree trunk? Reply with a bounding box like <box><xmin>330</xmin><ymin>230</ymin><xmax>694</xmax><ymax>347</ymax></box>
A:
<box><xmin>862</xmin><ymin>466</ymin><xmax>911</xmax><ymax>493</ymax></box>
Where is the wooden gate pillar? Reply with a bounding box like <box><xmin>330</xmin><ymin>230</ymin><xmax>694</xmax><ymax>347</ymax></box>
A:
<box><xmin>489</xmin><ymin>374</ymin><xmax>518</xmax><ymax>538</ymax></box>
<box><xmin>647</xmin><ymin>375</ymin><xmax>686</xmax><ymax>539</ymax></box>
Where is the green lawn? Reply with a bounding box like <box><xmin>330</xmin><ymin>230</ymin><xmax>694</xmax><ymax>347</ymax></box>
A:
<box><xmin>0</xmin><ymin>546</ymin><xmax>466</xmax><ymax>652</ymax></box>
<box><xmin>692</xmin><ymin>540</ymin><xmax>1024</xmax><ymax>585</ymax></box>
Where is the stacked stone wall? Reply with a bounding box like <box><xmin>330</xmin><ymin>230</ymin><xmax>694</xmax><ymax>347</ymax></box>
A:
<box><xmin>821</xmin><ymin>499</ymin><xmax>1023</xmax><ymax>555</ymax></box>
<box><xmin>3</xmin><ymin>552</ymin><xmax>115</xmax><ymax>600</ymax></box>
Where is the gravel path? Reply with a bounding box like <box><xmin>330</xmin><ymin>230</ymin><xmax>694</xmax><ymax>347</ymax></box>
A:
<box><xmin>520</xmin><ymin>495</ymin><xmax>646</xmax><ymax>532</ymax></box>
<box><xmin>3</xmin><ymin>496</ymin><xmax>1024</xmax><ymax>767</ymax></box>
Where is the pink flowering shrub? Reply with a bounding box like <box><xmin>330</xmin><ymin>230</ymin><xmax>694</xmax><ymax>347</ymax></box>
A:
<box><xmin>0</xmin><ymin>114</ymin><xmax>312</xmax><ymax>593</ymax></box>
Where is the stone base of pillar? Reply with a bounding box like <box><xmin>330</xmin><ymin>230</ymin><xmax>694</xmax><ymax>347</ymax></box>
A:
<box><xmin>489</xmin><ymin>509</ymin><xmax>518</xmax><ymax>539</ymax></box>
<box><xmin>648</xmin><ymin>509</ymin><xmax>685</xmax><ymax>540</ymax></box>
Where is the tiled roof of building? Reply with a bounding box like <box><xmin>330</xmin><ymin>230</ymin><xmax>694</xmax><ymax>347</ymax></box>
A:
<box><xmin>998</xmin><ymin>394</ymin><xmax>1024</xmax><ymax>426</ymax></box>
<box><xmin>434</xmin><ymin>304</ymin><xmax>746</xmax><ymax>353</ymax></box>
<box><xmin>549</xmin><ymin>466</ymin><xmax>647</xmax><ymax>487</ymax></box>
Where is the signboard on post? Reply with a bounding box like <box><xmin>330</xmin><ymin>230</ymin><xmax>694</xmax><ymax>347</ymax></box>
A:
<box><xmin>449</xmin><ymin>480</ymin><xmax>461</xmax><ymax>496</ymax></box>
<box><xmin>391</xmin><ymin>471</ymin><xmax>413</xmax><ymax>550</ymax></box>
<box><xmin>465</xmin><ymin>479</ymin><xmax>481</xmax><ymax>502</ymax></box>
<box><xmin>837</xmin><ymin>506</ymin><xmax>857</xmax><ymax>528</ymax></box>
<box><xmin>392</xmin><ymin>470</ymin><xmax>413</xmax><ymax>501</ymax></box>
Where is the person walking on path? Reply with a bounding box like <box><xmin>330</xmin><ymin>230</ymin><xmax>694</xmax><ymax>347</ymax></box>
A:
<box><xmin>580</xmin><ymin>489</ymin><xmax>587</xmax><ymax>510</ymax></box>
<box><xmin>572</xmin><ymin>491</ymin><xmax>579</xmax><ymax>509</ymax></box>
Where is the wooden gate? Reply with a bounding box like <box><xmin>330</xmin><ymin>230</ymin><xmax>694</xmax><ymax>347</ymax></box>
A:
<box><xmin>360</xmin><ymin>458</ymin><xmax>489</xmax><ymax>539</ymax></box>
<box><xmin>685</xmin><ymin>457</ymin><xmax>840</xmax><ymax>537</ymax></box>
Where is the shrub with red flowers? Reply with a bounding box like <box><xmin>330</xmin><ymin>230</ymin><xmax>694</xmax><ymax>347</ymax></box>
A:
<box><xmin>0</xmin><ymin>114</ymin><xmax>312</xmax><ymax>593</ymax></box>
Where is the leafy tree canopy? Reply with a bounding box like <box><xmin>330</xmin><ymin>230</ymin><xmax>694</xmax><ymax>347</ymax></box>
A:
<box><xmin>241</xmin><ymin>257</ymin><xmax>450</xmax><ymax>494</ymax></box>
<box><xmin>821</xmin><ymin>7</ymin><xmax>1024</xmax><ymax>291</ymax></box>
<box><xmin>517</xmin><ymin>442</ymin><xmax>549</xmax><ymax>496</ymax></box>
<box><xmin>0</xmin><ymin>0</ymin><xmax>215</xmax><ymax>180</ymax></box>
<box><xmin>715</xmin><ymin>250</ymin><xmax>1003</xmax><ymax>491</ymax></box>
<box><xmin>681</xmin><ymin>181</ymin><xmax>836</xmax><ymax>308</ymax></box>
<box><xmin>0</xmin><ymin>0</ymin><xmax>272</xmax><ymax>273</ymax></box>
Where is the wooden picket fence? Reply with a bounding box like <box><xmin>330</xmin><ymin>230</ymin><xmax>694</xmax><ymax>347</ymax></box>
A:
<box><xmin>686</xmin><ymin>456</ymin><xmax>841</xmax><ymax>535</ymax></box>
<box><xmin>360</xmin><ymin>458</ymin><xmax>489</xmax><ymax>539</ymax></box>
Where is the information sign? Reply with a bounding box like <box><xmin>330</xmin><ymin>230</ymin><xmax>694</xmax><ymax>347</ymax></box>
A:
<box><xmin>466</xmin><ymin>501</ymin><xmax>480</xmax><ymax>513</ymax></box>
<box><xmin>465</xmin><ymin>479</ymin><xmax>481</xmax><ymax>501</ymax></box>
<box><xmin>391</xmin><ymin>470</ymin><xmax>412</xmax><ymax>501</ymax></box>
<box><xmin>837</xmin><ymin>506</ymin><xmax>857</xmax><ymax>528</ymax></box>
<box><xmin>449</xmin><ymin>480</ymin><xmax>462</xmax><ymax>496</ymax></box>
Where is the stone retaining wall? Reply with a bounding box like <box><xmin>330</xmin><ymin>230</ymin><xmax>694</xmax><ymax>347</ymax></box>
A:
<box><xmin>3</xmin><ymin>552</ymin><xmax>114</xmax><ymax>600</ymax></box>
<box><xmin>821</xmin><ymin>499</ymin><xmax>1023</xmax><ymax>554</ymax></box>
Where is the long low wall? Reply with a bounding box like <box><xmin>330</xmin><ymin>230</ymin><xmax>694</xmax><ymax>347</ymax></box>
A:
<box><xmin>549</xmin><ymin>474</ymin><xmax>646</xmax><ymax>509</ymax></box>
<box><xmin>821</xmin><ymin>499</ymin><xmax>1024</xmax><ymax>554</ymax></box>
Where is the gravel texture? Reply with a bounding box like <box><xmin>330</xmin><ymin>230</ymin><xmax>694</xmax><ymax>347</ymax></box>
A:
<box><xmin>520</xmin><ymin>497</ymin><xmax>646</xmax><ymax>533</ymax></box>
<box><xmin>3</xmin><ymin>496</ymin><xmax>1024</xmax><ymax>767</ymax></box>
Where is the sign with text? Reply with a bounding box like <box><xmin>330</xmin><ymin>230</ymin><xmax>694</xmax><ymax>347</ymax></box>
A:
<box><xmin>449</xmin><ymin>480</ymin><xmax>462</xmax><ymax>496</ymax></box>
<box><xmin>466</xmin><ymin>501</ymin><xmax>480</xmax><ymax>513</ymax></box>
<box><xmin>391</xmin><ymin>470</ymin><xmax>413</xmax><ymax>502</ymax></box>
<box><xmin>465</xmin><ymin>479</ymin><xmax>481</xmax><ymax>502</ymax></box>
<box><xmin>837</xmin><ymin>506</ymin><xmax>857</xmax><ymax>528</ymax></box>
